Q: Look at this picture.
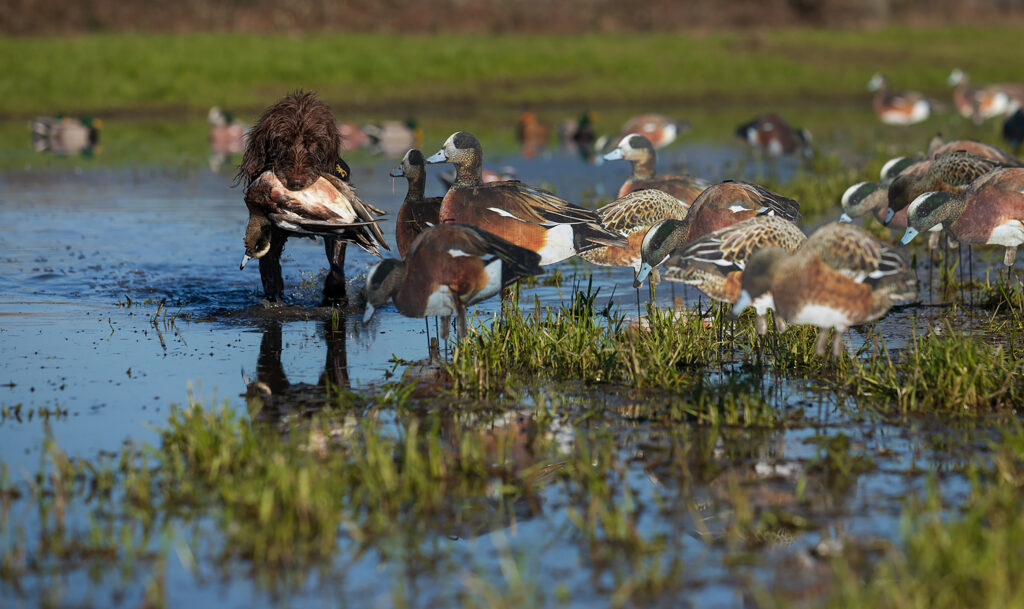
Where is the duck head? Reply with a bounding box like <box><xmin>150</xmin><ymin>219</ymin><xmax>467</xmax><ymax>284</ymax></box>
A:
<box><xmin>241</xmin><ymin>213</ymin><xmax>273</xmax><ymax>270</ymax></box>
<box><xmin>730</xmin><ymin>246</ymin><xmax>787</xmax><ymax>319</ymax></box>
<box><xmin>901</xmin><ymin>191</ymin><xmax>960</xmax><ymax>245</ymax></box>
<box><xmin>427</xmin><ymin>132</ymin><xmax>482</xmax><ymax>186</ymax></box>
<box><xmin>363</xmin><ymin>258</ymin><xmax>407</xmax><ymax>322</ymax></box>
<box><xmin>633</xmin><ymin>218</ymin><xmax>689</xmax><ymax>288</ymax></box>
<box><xmin>603</xmin><ymin>134</ymin><xmax>654</xmax><ymax>163</ymax></box>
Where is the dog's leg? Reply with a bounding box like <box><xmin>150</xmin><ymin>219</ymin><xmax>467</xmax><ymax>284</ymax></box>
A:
<box><xmin>322</xmin><ymin>237</ymin><xmax>348</xmax><ymax>307</ymax></box>
<box><xmin>259</xmin><ymin>226</ymin><xmax>289</xmax><ymax>303</ymax></box>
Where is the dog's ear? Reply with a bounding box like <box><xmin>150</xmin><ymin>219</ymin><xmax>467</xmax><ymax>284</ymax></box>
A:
<box><xmin>234</xmin><ymin>119</ymin><xmax>272</xmax><ymax>188</ymax></box>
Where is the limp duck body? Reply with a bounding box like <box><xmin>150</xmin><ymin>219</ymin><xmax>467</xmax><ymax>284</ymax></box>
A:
<box><xmin>428</xmin><ymin>131</ymin><xmax>626</xmax><ymax>265</ymax></box>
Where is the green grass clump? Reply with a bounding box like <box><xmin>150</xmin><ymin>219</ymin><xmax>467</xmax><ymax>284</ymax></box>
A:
<box><xmin>449</xmin><ymin>287</ymin><xmax>724</xmax><ymax>395</ymax></box>
<box><xmin>845</xmin><ymin>328</ymin><xmax>1022</xmax><ymax>412</ymax></box>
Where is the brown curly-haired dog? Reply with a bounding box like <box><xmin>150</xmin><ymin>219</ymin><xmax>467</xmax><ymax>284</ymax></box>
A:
<box><xmin>237</xmin><ymin>91</ymin><xmax>385</xmax><ymax>304</ymax></box>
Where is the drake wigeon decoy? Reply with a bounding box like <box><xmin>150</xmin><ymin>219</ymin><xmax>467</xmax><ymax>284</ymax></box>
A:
<box><xmin>840</xmin><ymin>157</ymin><xmax>929</xmax><ymax>227</ymax></box>
<box><xmin>516</xmin><ymin>111</ymin><xmax>550</xmax><ymax>158</ymax></box>
<box><xmin>427</xmin><ymin>131</ymin><xmax>626</xmax><ymax>265</ymax></box>
<box><xmin>886</xmin><ymin>150</ymin><xmax>1019</xmax><ymax>224</ymax></box>
<box><xmin>363</xmin><ymin>223</ymin><xmax>543</xmax><ymax>339</ymax></box>
<box><xmin>620</xmin><ymin>113</ymin><xmax>689</xmax><ymax>150</ymax></box>
<box><xmin>735</xmin><ymin>113</ymin><xmax>812</xmax><ymax>158</ymax></box>
<box><xmin>1003</xmin><ymin>110</ymin><xmax>1024</xmax><ymax>156</ymax></box>
<box><xmin>633</xmin><ymin>180</ymin><xmax>801</xmax><ymax>285</ymax></box>
<box><xmin>337</xmin><ymin>122</ymin><xmax>368</xmax><ymax>152</ymax></box>
<box><xmin>926</xmin><ymin>135</ymin><xmax>1018</xmax><ymax>164</ymax></box>
<box><xmin>732</xmin><ymin>222</ymin><xmax>917</xmax><ymax>359</ymax></box>
<box><xmin>362</xmin><ymin>120</ymin><xmax>421</xmax><ymax>157</ymax></box>
<box><xmin>603</xmin><ymin>134</ymin><xmax>712</xmax><ymax>203</ymax></box>
<box><xmin>390</xmin><ymin>149</ymin><xmax>442</xmax><ymax>258</ymax></box>
<box><xmin>867</xmin><ymin>73</ymin><xmax>931</xmax><ymax>126</ymax></box>
<box><xmin>32</xmin><ymin>115</ymin><xmax>101</xmax><ymax>155</ymax></box>
<box><xmin>948</xmin><ymin>69</ymin><xmax>1024</xmax><ymax>124</ymax></box>
<box><xmin>578</xmin><ymin>189</ymin><xmax>691</xmax><ymax>282</ymax></box>
<box><xmin>902</xmin><ymin>167</ymin><xmax>1024</xmax><ymax>266</ymax></box>
<box><xmin>242</xmin><ymin>170</ymin><xmax>388</xmax><ymax>270</ymax></box>
<box><xmin>658</xmin><ymin>215</ymin><xmax>806</xmax><ymax>335</ymax></box>
<box><xmin>208</xmin><ymin>107</ymin><xmax>247</xmax><ymax>155</ymax></box>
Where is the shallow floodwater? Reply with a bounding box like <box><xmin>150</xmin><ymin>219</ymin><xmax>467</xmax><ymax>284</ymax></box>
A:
<box><xmin>0</xmin><ymin>111</ymin><xmax>1009</xmax><ymax>608</ymax></box>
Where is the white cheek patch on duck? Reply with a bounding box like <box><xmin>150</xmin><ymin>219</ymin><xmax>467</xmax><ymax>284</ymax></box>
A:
<box><xmin>537</xmin><ymin>224</ymin><xmax>577</xmax><ymax>265</ymax></box>
<box><xmin>422</xmin><ymin>285</ymin><xmax>457</xmax><ymax>317</ymax></box>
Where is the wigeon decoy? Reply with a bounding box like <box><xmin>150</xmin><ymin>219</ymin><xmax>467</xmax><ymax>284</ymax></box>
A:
<box><xmin>603</xmin><ymin>134</ymin><xmax>711</xmax><ymax>203</ymax></box>
<box><xmin>735</xmin><ymin>113</ymin><xmax>812</xmax><ymax>158</ymax></box>
<box><xmin>867</xmin><ymin>73</ymin><xmax>931</xmax><ymax>126</ymax></box>
<box><xmin>658</xmin><ymin>215</ymin><xmax>806</xmax><ymax>335</ymax></box>
<box><xmin>426</xmin><ymin>131</ymin><xmax>626</xmax><ymax>265</ymax></box>
<box><xmin>732</xmin><ymin>222</ymin><xmax>917</xmax><ymax>359</ymax></box>
<box><xmin>840</xmin><ymin>157</ymin><xmax>930</xmax><ymax>228</ymax></box>
<box><xmin>32</xmin><ymin>115</ymin><xmax>101</xmax><ymax>155</ymax></box>
<box><xmin>208</xmin><ymin>107</ymin><xmax>247</xmax><ymax>155</ymax></box>
<box><xmin>242</xmin><ymin>170</ymin><xmax>388</xmax><ymax>270</ymax></box>
<box><xmin>927</xmin><ymin>135</ymin><xmax>1018</xmax><ymax>164</ymax></box>
<box><xmin>437</xmin><ymin>166</ymin><xmax>517</xmax><ymax>190</ymax></box>
<box><xmin>362</xmin><ymin>119</ymin><xmax>421</xmax><ymax>157</ymax></box>
<box><xmin>578</xmin><ymin>189</ymin><xmax>691</xmax><ymax>282</ymax></box>
<box><xmin>633</xmin><ymin>180</ymin><xmax>801</xmax><ymax>285</ymax></box>
<box><xmin>886</xmin><ymin>150</ymin><xmax>1019</xmax><ymax>224</ymax></box>
<box><xmin>1003</xmin><ymin>110</ymin><xmax>1024</xmax><ymax>156</ymax></box>
<box><xmin>948</xmin><ymin>69</ymin><xmax>1024</xmax><ymax>124</ymax></box>
<box><xmin>363</xmin><ymin>223</ymin><xmax>544</xmax><ymax>339</ymax></box>
<box><xmin>558</xmin><ymin>111</ymin><xmax>600</xmax><ymax>161</ymax></box>
<box><xmin>516</xmin><ymin>111</ymin><xmax>550</xmax><ymax>158</ymax></box>
<box><xmin>390</xmin><ymin>149</ymin><xmax>442</xmax><ymax>258</ymax></box>
<box><xmin>902</xmin><ymin>167</ymin><xmax>1024</xmax><ymax>266</ymax></box>
<box><xmin>620</xmin><ymin>113</ymin><xmax>689</xmax><ymax>150</ymax></box>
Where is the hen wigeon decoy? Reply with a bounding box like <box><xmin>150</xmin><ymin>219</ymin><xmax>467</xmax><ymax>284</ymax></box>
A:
<box><xmin>1003</xmin><ymin>110</ymin><xmax>1024</xmax><ymax>156</ymax></box>
<box><xmin>620</xmin><ymin>113</ymin><xmax>689</xmax><ymax>150</ymax></box>
<box><xmin>363</xmin><ymin>223</ymin><xmax>543</xmax><ymax>339</ymax></box>
<box><xmin>208</xmin><ymin>107</ymin><xmax>247</xmax><ymax>155</ymax></box>
<box><xmin>902</xmin><ymin>167</ymin><xmax>1024</xmax><ymax>266</ymax></box>
<box><xmin>516</xmin><ymin>111</ymin><xmax>550</xmax><ymax>158</ymax></box>
<box><xmin>658</xmin><ymin>215</ymin><xmax>806</xmax><ymax>335</ymax></box>
<box><xmin>426</xmin><ymin>131</ymin><xmax>626</xmax><ymax>265</ymax></box>
<box><xmin>390</xmin><ymin>149</ymin><xmax>442</xmax><ymax>258</ymax></box>
<box><xmin>32</xmin><ymin>115</ymin><xmax>101</xmax><ymax>155</ymax></box>
<box><xmin>886</xmin><ymin>150</ymin><xmax>1019</xmax><ymax>224</ymax></box>
<box><xmin>732</xmin><ymin>222</ymin><xmax>917</xmax><ymax>359</ymax></box>
<box><xmin>242</xmin><ymin>170</ymin><xmax>388</xmax><ymax>270</ymax></box>
<box><xmin>926</xmin><ymin>135</ymin><xmax>1018</xmax><ymax>164</ymax></box>
<box><xmin>633</xmin><ymin>180</ymin><xmax>801</xmax><ymax>285</ymax></box>
<box><xmin>867</xmin><ymin>73</ymin><xmax>931</xmax><ymax>126</ymax></box>
<box><xmin>603</xmin><ymin>134</ymin><xmax>711</xmax><ymax>203</ymax></box>
<box><xmin>362</xmin><ymin>119</ymin><xmax>421</xmax><ymax>157</ymax></box>
<box><xmin>578</xmin><ymin>189</ymin><xmax>691</xmax><ymax>282</ymax></box>
<box><xmin>735</xmin><ymin>113</ymin><xmax>812</xmax><ymax>158</ymax></box>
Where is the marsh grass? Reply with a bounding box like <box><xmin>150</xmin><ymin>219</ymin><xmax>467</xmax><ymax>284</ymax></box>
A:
<box><xmin>844</xmin><ymin>326</ymin><xmax>1022</xmax><ymax>412</ymax></box>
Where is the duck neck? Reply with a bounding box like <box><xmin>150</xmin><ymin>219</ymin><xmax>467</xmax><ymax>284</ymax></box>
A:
<box><xmin>404</xmin><ymin>167</ymin><xmax>426</xmax><ymax>201</ymax></box>
<box><xmin>632</xmin><ymin>154</ymin><xmax>656</xmax><ymax>180</ymax></box>
<box><xmin>453</xmin><ymin>156</ymin><xmax>482</xmax><ymax>188</ymax></box>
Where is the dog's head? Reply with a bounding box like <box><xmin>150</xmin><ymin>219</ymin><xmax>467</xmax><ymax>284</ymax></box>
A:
<box><xmin>237</xmin><ymin>91</ymin><xmax>341</xmax><ymax>190</ymax></box>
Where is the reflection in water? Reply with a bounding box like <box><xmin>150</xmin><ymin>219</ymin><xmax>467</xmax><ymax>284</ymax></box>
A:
<box><xmin>243</xmin><ymin>320</ymin><xmax>349</xmax><ymax>419</ymax></box>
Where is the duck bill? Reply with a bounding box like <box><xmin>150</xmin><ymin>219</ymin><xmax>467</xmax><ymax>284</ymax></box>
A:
<box><xmin>882</xmin><ymin>207</ymin><xmax>896</xmax><ymax>225</ymax></box>
<box><xmin>838</xmin><ymin>213</ymin><xmax>853</xmax><ymax>223</ymax></box>
<box><xmin>362</xmin><ymin>303</ymin><xmax>376</xmax><ymax>323</ymax></box>
<box><xmin>389</xmin><ymin>167</ymin><xmax>405</xmax><ymax>178</ymax></box>
<box><xmin>240</xmin><ymin>254</ymin><xmax>253</xmax><ymax>270</ymax></box>
<box><xmin>603</xmin><ymin>148</ymin><xmax>624</xmax><ymax>161</ymax></box>
<box><xmin>633</xmin><ymin>262</ymin><xmax>654</xmax><ymax>288</ymax></box>
<box><xmin>730</xmin><ymin>290</ymin><xmax>752</xmax><ymax>320</ymax></box>
<box><xmin>425</xmin><ymin>149</ymin><xmax>448</xmax><ymax>164</ymax></box>
<box><xmin>900</xmin><ymin>227</ymin><xmax>919</xmax><ymax>245</ymax></box>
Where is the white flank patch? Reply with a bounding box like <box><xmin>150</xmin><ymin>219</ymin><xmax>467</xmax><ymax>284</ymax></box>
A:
<box><xmin>988</xmin><ymin>220</ymin><xmax>1024</xmax><ymax>247</ymax></box>
<box><xmin>745</xmin><ymin>129</ymin><xmax>758</xmax><ymax>146</ymax></box>
<box><xmin>447</xmin><ymin>248</ymin><xmax>472</xmax><ymax>258</ymax></box>
<box><xmin>767</xmin><ymin>139</ymin><xmax>783</xmax><ymax>156</ymax></box>
<box><xmin>487</xmin><ymin>207</ymin><xmax>526</xmax><ymax>221</ymax></box>
<box><xmin>791</xmin><ymin>304</ymin><xmax>852</xmax><ymax>328</ymax></box>
<box><xmin>987</xmin><ymin>92</ymin><xmax>1013</xmax><ymax>118</ymax></box>
<box><xmin>421</xmin><ymin>285</ymin><xmax>456</xmax><ymax>317</ymax></box>
<box><xmin>909</xmin><ymin>100</ymin><xmax>930</xmax><ymax>123</ymax></box>
<box><xmin>752</xmin><ymin>293</ymin><xmax>775</xmax><ymax>317</ymax></box>
<box><xmin>538</xmin><ymin>223</ymin><xmax>577</xmax><ymax>265</ymax></box>
<box><xmin>472</xmin><ymin>259</ymin><xmax>505</xmax><ymax>304</ymax></box>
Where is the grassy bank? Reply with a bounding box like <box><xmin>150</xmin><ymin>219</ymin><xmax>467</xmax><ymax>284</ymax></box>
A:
<box><xmin>5</xmin><ymin>26</ymin><xmax>1024</xmax><ymax>117</ymax></box>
